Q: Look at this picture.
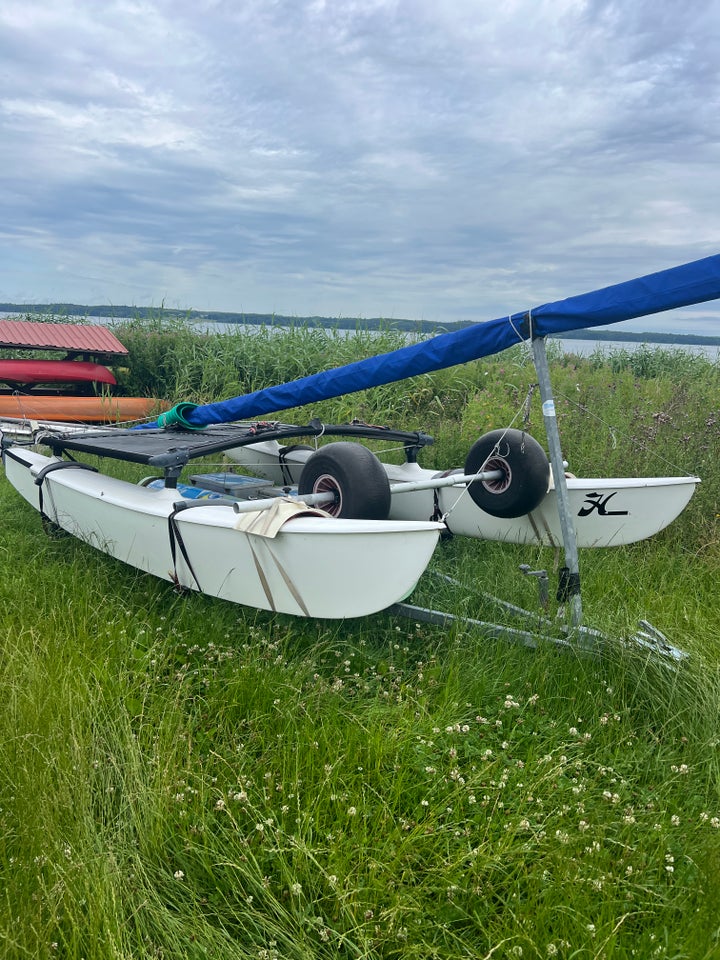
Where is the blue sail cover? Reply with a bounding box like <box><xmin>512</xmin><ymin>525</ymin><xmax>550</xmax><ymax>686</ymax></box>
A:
<box><xmin>165</xmin><ymin>254</ymin><xmax>720</xmax><ymax>428</ymax></box>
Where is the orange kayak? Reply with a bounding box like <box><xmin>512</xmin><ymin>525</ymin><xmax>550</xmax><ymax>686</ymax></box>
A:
<box><xmin>0</xmin><ymin>395</ymin><xmax>167</xmax><ymax>423</ymax></box>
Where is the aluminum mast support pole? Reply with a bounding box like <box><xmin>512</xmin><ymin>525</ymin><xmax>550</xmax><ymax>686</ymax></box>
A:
<box><xmin>531</xmin><ymin>335</ymin><xmax>584</xmax><ymax>628</ymax></box>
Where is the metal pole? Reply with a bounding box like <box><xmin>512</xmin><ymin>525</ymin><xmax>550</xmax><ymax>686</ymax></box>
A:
<box><xmin>389</xmin><ymin>468</ymin><xmax>503</xmax><ymax>495</ymax></box>
<box><xmin>531</xmin><ymin>335</ymin><xmax>583</xmax><ymax>628</ymax></box>
<box><xmin>231</xmin><ymin>491</ymin><xmax>336</xmax><ymax>514</ymax></box>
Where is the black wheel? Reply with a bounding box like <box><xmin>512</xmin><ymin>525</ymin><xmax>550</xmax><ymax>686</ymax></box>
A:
<box><xmin>464</xmin><ymin>429</ymin><xmax>549</xmax><ymax>518</ymax></box>
<box><xmin>298</xmin><ymin>442</ymin><xmax>391</xmax><ymax>520</ymax></box>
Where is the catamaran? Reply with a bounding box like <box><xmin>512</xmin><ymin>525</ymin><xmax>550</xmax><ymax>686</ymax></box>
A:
<box><xmin>2</xmin><ymin>255</ymin><xmax>718</xmax><ymax>623</ymax></box>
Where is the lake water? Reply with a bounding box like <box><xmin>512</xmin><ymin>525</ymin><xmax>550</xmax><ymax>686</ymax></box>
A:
<box><xmin>556</xmin><ymin>337</ymin><xmax>720</xmax><ymax>360</ymax></box>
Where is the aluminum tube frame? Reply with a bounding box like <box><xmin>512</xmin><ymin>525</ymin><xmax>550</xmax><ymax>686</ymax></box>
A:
<box><xmin>531</xmin><ymin>335</ymin><xmax>584</xmax><ymax>628</ymax></box>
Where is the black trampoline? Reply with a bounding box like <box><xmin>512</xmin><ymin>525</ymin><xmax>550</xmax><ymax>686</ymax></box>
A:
<box><xmin>36</xmin><ymin>419</ymin><xmax>434</xmax><ymax>480</ymax></box>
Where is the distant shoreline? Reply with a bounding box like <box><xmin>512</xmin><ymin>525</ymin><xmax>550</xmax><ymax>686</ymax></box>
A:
<box><xmin>551</xmin><ymin>329</ymin><xmax>720</xmax><ymax>347</ymax></box>
<box><xmin>1</xmin><ymin>302</ymin><xmax>719</xmax><ymax>346</ymax></box>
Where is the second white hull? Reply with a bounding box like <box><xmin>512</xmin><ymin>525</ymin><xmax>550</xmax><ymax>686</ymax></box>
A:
<box><xmin>227</xmin><ymin>441</ymin><xmax>698</xmax><ymax>548</ymax></box>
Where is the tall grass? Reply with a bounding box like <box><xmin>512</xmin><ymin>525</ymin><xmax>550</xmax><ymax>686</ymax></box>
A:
<box><xmin>114</xmin><ymin>316</ymin><xmax>415</xmax><ymax>403</ymax></box>
<box><xmin>2</xmin><ymin>321</ymin><xmax>720</xmax><ymax>958</ymax></box>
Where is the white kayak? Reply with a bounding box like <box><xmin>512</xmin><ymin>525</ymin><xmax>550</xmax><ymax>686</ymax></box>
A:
<box><xmin>2</xmin><ymin>446</ymin><xmax>443</xmax><ymax>619</ymax></box>
<box><xmin>226</xmin><ymin>438</ymin><xmax>699</xmax><ymax>549</ymax></box>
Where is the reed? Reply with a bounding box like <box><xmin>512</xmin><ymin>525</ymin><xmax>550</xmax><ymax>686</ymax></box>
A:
<box><xmin>1</xmin><ymin>320</ymin><xmax>719</xmax><ymax>959</ymax></box>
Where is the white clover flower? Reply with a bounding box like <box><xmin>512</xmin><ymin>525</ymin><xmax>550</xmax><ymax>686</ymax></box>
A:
<box><xmin>291</xmin><ymin>882</ymin><xmax>302</xmax><ymax>896</ymax></box>
<box><xmin>174</xmin><ymin>870</ymin><xmax>185</xmax><ymax>880</ymax></box>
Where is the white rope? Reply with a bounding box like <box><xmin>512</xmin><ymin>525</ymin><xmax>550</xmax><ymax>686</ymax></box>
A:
<box><xmin>507</xmin><ymin>308</ymin><xmax>534</xmax><ymax>348</ymax></box>
<box><xmin>507</xmin><ymin>313</ymin><xmax>525</xmax><ymax>345</ymax></box>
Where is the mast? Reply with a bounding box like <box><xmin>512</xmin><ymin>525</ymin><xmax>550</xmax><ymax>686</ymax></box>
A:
<box><xmin>531</xmin><ymin>334</ymin><xmax>583</xmax><ymax>628</ymax></box>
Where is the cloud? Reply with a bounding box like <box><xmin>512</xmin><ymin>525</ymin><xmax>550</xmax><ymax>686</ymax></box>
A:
<box><xmin>0</xmin><ymin>0</ymin><xmax>717</xmax><ymax>336</ymax></box>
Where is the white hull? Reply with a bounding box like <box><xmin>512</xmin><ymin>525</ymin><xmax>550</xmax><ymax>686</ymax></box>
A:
<box><xmin>227</xmin><ymin>441</ymin><xmax>699</xmax><ymax>548</ymax></box>
<box><xmin>3</xmin><ymin>447</ymin><xmax>442</xmax><ymax>619</ymax></box>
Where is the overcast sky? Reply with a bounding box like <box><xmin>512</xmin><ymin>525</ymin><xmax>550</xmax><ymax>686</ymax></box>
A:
<box><xmin>1</xmin><ymin>0</ymin><xmax>719</xmax><ymax>334</ymax></box>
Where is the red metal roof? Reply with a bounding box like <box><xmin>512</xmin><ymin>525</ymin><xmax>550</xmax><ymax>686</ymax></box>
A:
<box><xmin>0</xmin><ymin>319</ymin><xmax>129</xmax><ymax>356</ymax></box>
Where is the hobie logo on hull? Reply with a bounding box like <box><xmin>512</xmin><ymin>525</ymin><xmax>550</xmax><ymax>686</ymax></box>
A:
<box><xmin>578</xmin><ymin>492</ymin><xmax>629</xmax><ymax>517</ymax></box>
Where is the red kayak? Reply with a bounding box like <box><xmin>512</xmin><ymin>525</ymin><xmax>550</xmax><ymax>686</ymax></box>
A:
<box><xmin>0</xmin><ymin>359</ymin><xmax>117</xmax><ymax>388</ymax></box>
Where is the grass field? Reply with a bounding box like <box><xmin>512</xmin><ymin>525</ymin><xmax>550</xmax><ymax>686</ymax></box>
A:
<box><xmin>1</xmin><ymin>320</ymin><xmax>719</xmax><ymax>959</ymax></box>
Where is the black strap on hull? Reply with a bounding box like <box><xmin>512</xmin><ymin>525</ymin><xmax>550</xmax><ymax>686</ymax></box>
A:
<box><xmin>166</xmin><ymin>499</ymin><xmax>234</xmax><ymax>593</ymax></box>
<box><xmin>32</xmin><ymin>459</ymin><xmax>99</xmax><ymax>529</ymax></box>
